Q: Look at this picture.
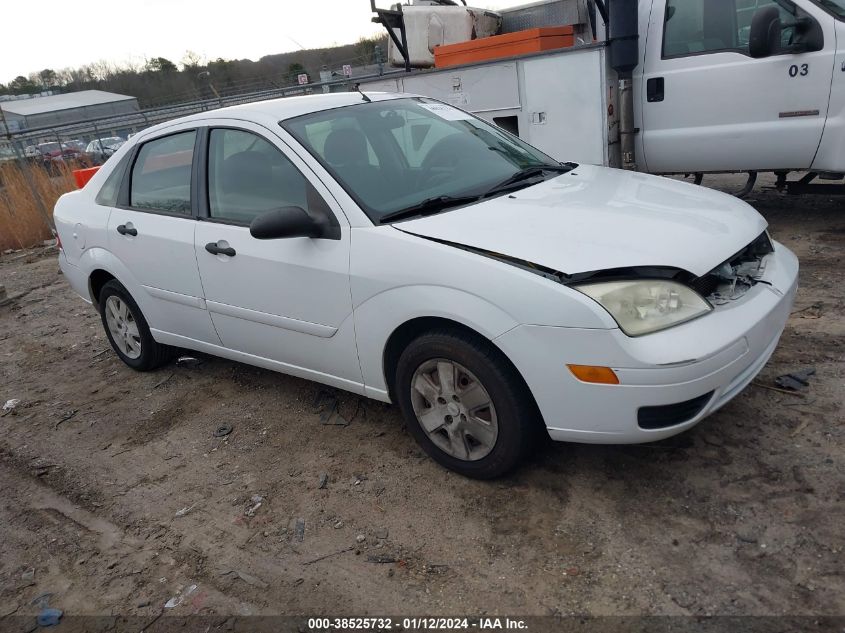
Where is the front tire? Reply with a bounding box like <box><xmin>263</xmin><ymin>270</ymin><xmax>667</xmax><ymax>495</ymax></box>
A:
<box><xmin>394</xmin><ymin>329</ymin><xmax>540</xmax><ymax>479</ymax></box>
<box><xmin>99</xmin><ymin>280</ymin><xmax>171</xmax><ymax>371</ymax></box>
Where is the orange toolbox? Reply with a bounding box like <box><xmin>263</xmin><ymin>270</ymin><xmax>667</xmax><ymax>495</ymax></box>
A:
<box><xmin>434</xmin><ymin>26</ymin><xmax>575</xmax><ymax>69</ymax></box>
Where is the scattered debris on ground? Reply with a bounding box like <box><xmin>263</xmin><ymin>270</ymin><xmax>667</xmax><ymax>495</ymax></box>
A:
<box><xmin>163</xmin><ymin>584</ymin><xmax>198</xmax><ymax>609</ymax></box>
<box><xmin>775</xmin><ymin>367</ymin><xmax>816</xmax><ymax>391</ymax></box>
<box><xmin>176</xmin><ymin>356</ymin><xmax>202</xmax><ymax>369</ymax></box>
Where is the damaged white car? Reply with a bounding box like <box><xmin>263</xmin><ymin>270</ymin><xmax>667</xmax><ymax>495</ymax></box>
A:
<box><xmin>54</xmin><ymin>93</ymin><xmax>798</xmax><ymax>478</ymax></box>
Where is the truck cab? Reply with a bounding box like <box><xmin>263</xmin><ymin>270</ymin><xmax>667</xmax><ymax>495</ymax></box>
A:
<box><xmin>637</xmin><ymin>0</ymin><xmax>845</xmax><ymax>176</ymax></box>
<box><xmin>365</xmin><ymin>0</ymin><xmax>845</xmax><ymax>190</ymax></box>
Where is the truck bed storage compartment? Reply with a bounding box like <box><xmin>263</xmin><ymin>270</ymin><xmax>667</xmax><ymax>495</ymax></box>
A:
<box><xmin>434</xmin><ymin>26</ymin><xmax>576</xmax><ymax>68</ymax></box>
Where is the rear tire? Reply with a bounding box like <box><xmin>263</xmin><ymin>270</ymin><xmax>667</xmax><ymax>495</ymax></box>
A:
<box><xmin>99</xmin><ymin>280</ymin><xmax>172</xmax><ymax>371</ymax></box>
<box><xmin>394</xmin><ymin>328</ymin><xmax>541</xmax><ymax>479</ymax></box>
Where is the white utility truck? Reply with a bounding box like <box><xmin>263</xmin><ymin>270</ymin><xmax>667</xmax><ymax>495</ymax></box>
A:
<box><xmin>365</xmin><ymin>0</ymin><xmax>845</xmax><ymax>195</ymax></box>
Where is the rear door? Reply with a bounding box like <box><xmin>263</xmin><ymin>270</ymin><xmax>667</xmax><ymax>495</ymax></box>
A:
<box><xmin>192</xmin><ymin>122</ymin><xmax>362</xmax><ymax>391</ymax></box>
<box><xmin>108</xmin><ymin>126</ymin><xmax>220</xmax><ymax>345</ymax></box>
<box><xmin>640</xmin><ymin>0</ymin><xmax>836</xmax><ymax>173</ymax></box>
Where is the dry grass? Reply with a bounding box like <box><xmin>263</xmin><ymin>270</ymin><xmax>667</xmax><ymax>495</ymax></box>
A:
<box><xmin>0</xmin><ymin>160</ymin><xmax>76</xmax><ymax>251</ymax></box>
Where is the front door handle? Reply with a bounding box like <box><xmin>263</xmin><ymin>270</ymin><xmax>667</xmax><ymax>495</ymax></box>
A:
<box><xmin>116</xmin><ymin>223</ymin><xmax>137</xmax><ymax>236</ymax></box>
<box><xmin>205</xmin><ymin>242</ymin><xmax>236</xmax><ymax>257</ymax></box>
<box><xmin>647</xmin><ymin>77</ymin><xmax>664</xmax><ymax>102</ymax></box>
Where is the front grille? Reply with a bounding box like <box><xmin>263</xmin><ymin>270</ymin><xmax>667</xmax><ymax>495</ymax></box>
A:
<box><xmin>637</xmin><ymin>392</ymin><xmax>714</xmax><ymax>430</ymax></box>
<box><xmin>687</xmin><ymin>231</ymin><xmax>774</xmax><ymax>299</ymax></box>
<box><xmin>688</xmin><ymin>274</ymin><xmax>721</xmax><ymax>298</ymax></box>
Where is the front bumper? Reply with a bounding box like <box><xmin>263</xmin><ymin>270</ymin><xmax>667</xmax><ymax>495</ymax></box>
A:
<box><xmin>494</xmin><ymin>241</ymin><xmax>799</xmax><ymax>444</ymax></box>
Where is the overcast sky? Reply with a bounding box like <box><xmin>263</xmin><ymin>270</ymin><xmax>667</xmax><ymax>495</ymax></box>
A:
<box><xmin>1</xmin><ymin>0</ymin><xmax>529</xmax><ymax>84</ymax></box>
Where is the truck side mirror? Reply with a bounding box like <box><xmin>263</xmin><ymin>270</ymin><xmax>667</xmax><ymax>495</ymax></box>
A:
<box><xmin>749</xmin><ymin>6</ymin><xmax>781</xmax><ymax>58</ymax></box>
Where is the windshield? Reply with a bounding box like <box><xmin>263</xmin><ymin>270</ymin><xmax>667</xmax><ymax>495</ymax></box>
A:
<box><xmin>282</xmin><ymin>98</ymin><xmax>565</xmax><ymax>223</ymax></box>
<box><xmin>809</xmin><ymin>0</ymin><xmax>845</xmax><ymax>17</ymax></box>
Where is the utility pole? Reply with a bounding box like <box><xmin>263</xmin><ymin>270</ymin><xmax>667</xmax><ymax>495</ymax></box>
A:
<box><xmin>198</xmin><ymin>71</ymin><xmax>223</xmax><ymax>109</ymax></box>
<box><xmin>374</xmin><ymin>45</ymin><xmax>385</xmax><ymax>76</ymax></box>
<box><xmin>0</xmin><ymin>100</ymin><xmax>11</xmax><ymax>139</ymax></box>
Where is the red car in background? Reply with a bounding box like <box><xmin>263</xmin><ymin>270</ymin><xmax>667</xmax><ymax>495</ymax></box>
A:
<box><xmin>35</xmin><ymin>142</ymin><xmax>87</xmax><ymax>171</ymax></box>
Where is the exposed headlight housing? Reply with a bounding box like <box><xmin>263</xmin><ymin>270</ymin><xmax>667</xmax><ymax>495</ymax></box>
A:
<box><xmin>575</xmin><ymin>280</ymin><xmax>712</xmax><ymax>336</ymax></box>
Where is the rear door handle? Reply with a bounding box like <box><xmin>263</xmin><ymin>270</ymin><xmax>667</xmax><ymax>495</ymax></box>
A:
<box><xmin>205</xmin><ymin>242</ymin><xmax>236</xmax><ymax>257</ymax></box>
<box><xmin>116</xmin><ymin>223</ymin><xmax>137</xmax><ymax>236</ymax></box>
<box><xmin>647</xmin><ymin>77</ymin><xmax>664</xmax><ymax>102</ymax></box>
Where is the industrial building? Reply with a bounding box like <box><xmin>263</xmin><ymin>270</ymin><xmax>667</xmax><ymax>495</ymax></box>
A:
<box><xmin>0</xmin><ymin>90</ymin><xmax>139</xmax><ymax>132</ymax></box>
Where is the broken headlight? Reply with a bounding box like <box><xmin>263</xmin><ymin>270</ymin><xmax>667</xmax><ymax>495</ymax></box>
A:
<box><xmin>576</xmin><ymin>280</ymin><xmax>713</xmax><ymax>337</ymax></box>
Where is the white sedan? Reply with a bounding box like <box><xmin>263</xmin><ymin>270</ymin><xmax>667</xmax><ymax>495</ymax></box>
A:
<box><xmin>54</xmin><ymin>93</ymin><xmax>798</xmax><ymax>478</ymax></box>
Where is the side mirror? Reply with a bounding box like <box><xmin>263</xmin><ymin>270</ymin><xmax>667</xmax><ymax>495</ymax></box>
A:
<box><xmin>749</xmin><ymin>6</ymin><xmax>781</xmax><ymax>58</ymax></box>
<box><xmin>250</xmin><ymin>206</ymin><xmax>332</xmax><ymax>240</ymax></box>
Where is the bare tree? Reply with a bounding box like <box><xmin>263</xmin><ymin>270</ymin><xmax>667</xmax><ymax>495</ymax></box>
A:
<box><xmin>181</xmin><ymin>51</ymin><xmax>204</xmax><ymax>71</ymax></box>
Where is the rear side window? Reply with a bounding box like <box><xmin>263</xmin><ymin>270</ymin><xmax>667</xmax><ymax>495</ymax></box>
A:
<box><xmin>130</xmin><ymin>131</ymin><xmax>196</xmax><ymax>214</ymax></box>
<box><xmin>207</xmin><ymin>128</ymin><xmax>333</xmax><ymax>225</ymax></box>
<box><xmin>95</xmin><ymin>152</ymin><xmax>131</xmax><ymax>207</ymax></box>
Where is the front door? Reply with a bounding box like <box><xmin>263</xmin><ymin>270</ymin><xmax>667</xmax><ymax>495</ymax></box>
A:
<box><xmin>192</xmin><ymin>123</ymin><xmax>362</xmax><ymax>391</ymax></box>
<box><xmin>640</xmin><ymin>0</ymin><xmax>836</xmax><ymax>173</ymax></box>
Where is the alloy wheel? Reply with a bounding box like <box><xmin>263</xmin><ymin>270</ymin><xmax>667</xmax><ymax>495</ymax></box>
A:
<box><xmin>409</xmin><ymin>358</ymin><xmax>498</xmax><ymax>461</ymax></box>
<box><xmin>104</xmin><ymin>295</ymin><xmax>142</xmax><ymax>360</ymax></box>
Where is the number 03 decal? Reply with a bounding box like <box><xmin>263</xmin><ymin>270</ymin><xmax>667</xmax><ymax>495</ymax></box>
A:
<box><xmin>789</xmin><ymin>64</ymin><xmax>809</xmax><ymax>77</ymax></box>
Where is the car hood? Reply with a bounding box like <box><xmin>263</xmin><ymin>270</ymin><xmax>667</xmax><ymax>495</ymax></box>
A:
<box><xmin>397</xmin><ymin>165</ymin><xmax>768</xmax><ymax>277</ymax></box>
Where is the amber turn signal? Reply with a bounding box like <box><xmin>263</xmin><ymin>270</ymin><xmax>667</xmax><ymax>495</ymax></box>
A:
<box><xmin>567</xmin><ymin>364</ymin><xmax>620</xmax><ymax>385</ymax></box>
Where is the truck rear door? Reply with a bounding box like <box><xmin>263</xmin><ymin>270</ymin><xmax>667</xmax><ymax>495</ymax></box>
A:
<box><xmin>639</xmin><ymin>0</ymin><xmax>836</xmax><ymax>174</ymax></box>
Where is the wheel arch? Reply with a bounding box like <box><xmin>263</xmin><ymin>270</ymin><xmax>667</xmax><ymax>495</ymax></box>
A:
<box><xmin>382</xmin><ymin>316</ymin><xmax>549</xmax><ymax>452</ymax></box>
<box><xmin>354</xmin><ymin>284</ymin><xmax>519</xmax><ymax>397</ymax></box>
<box><xmin>88</xmin><ymin>268</ymin><xmax>117</xmax><ymax>305</ymax></box>
<box><xmin>77</xmin><ymin>247</ymin><xmax>143</xmax><ymax>307</ymax></box>
<box><xmin>381</xmin><ymin>317</ymin><xmax>543</xmax><ymax>426</ymax></box>
<box><xmin>383</xmin><ymin>317</ymin><xmax>478</xmax><ymax>401</ymax></box>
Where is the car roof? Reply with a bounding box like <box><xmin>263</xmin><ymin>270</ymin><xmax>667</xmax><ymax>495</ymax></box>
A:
<box><xmin>137</xmin><ymin>91</ymin><xmax>414</xmax><ymax>139</ymax></box>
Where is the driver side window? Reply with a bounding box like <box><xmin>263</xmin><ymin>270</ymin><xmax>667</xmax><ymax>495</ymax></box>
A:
<box><xmin>663</xmin><ymin>0</ymin><xmax>795</xmax><ymax>58</ymax></box>
<box><xmin>207</xmin><ymin>128</ymin><xmax>332</xmax><ymax>226</ymax></box>
<box><xmin>736</xmin><ymin>0</ymin><xmax>795</xmax><ymax>48</ymax></box>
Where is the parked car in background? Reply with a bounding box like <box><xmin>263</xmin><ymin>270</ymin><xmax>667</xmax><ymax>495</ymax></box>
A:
<box><xmin>37</xmin><ymin>142</ymin><xmax>67</xmax><ymax>159</ymax></box>
<box><xmin>53</xmin><ymin>93</ymin><xmax>799</xmax><ymax>478</ymax></box>
<box><xmin>86</xmin><ymin>137</ymin><xmax>125</xmax><ymax>165</ymax></box>
<box><xmin>63</xmin><ymin>139</ymin><xmax>87</xmax><ymax>153</ymax></box>
<box><xmin>35</xmin><ymin>142</ymin><xmax>84</xmax><ymax>171</ymax></box>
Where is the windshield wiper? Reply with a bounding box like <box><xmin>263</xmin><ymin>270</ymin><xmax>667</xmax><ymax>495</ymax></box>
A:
<box><xmin>484</xmin><ymin>163</ymin><xmax>576</xmax><ymax>197</ymax></box>
<box><xmin>378</xmin><ymin>163</ymin><xmax>576</xmax><ymax>224</ymax></box>
<box><xmin>379</xmin><ymin>194</ymin><xmax>481</xmax><ymax>224</ymax></box>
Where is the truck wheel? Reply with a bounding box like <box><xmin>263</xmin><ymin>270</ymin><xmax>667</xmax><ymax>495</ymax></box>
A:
<box><xmin>99</xmin><ymin>280</ymin><xmax>171</xmax><ymax>371</ymax></box>
<box><xmin>394</xmin><ymin>329</ymin><xmax>540</xmax><ymax>479</ymax></box>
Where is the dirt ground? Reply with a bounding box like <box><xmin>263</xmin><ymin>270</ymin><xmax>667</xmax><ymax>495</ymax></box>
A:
<box><xmin>0</xmin><ymin>173</ymin><xmax>843</xmax><ymax>626</ymax></box>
